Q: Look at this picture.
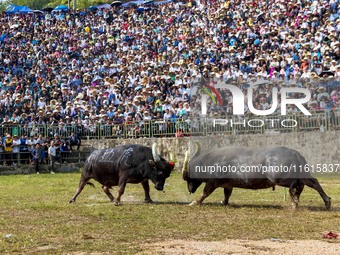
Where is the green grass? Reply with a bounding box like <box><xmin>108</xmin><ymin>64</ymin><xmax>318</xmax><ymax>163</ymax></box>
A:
<box><xmin>0</xmin><ymin>172</ymin><xmax>339</xmax><ymax>254</ymax></box>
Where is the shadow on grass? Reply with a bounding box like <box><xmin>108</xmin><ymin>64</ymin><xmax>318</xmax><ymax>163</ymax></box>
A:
<box><xmin>150</xmin><ymin>201</ymin><xmax>284</xmax><ymax>209</ymax></box>
<box><xmin>74</xmin><ymin>200</ymin><xmax>338</xmax><ymax>211</ymax></box>
<box><xmin>298</xmin><ymin>205</ymin><xmax>340</xmax><ymax>212</ymax></box>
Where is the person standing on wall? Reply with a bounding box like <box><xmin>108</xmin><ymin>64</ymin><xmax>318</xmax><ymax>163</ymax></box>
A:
<box><xmin>48</xmin><ymin>140</ymin><xmax>61</xmax><ymax>174</ymax></box>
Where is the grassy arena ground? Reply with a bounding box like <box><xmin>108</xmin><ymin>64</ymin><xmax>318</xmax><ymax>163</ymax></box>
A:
<box><xmin>0</xmin><ymin>172</ymin><xmax>339</xmax><ymax>254</ymax></box>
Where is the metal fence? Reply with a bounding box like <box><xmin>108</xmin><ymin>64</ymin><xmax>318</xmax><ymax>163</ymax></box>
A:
<box><xmin>0</xmin><ymin>149</ymin><xmax>90</xmax><ymax>167</ymax></box>
<box><xmin>1</xmin><ymin>112</ymin><xmax>340</xmax><ymax>140</ymax></box>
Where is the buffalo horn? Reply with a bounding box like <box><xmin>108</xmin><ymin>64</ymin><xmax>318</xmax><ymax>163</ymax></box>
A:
<box><xmin>152</xmin><ymin>142</ymin><xmax>161</xmax><ymax>162</ymax></box>
<box><xmin>193</xmin><ymin>141</ymin><xmax>201</xmax><ymax>158</ymax></box>
<box><xmin>169</xmin><ymin>150</ymin><xmax>174</xmax><ymax>162</ymax></box>
<box><xmin>182</xmin><ymin>150</ymin><xmax>189</xmax><ymax>180</ymax></box>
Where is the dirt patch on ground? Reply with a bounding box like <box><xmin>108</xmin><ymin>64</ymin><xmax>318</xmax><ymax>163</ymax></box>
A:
<box><xmin>139</xmin><ymin>239</ymin><xmax>340</xmax><ymax>255</ymax></box>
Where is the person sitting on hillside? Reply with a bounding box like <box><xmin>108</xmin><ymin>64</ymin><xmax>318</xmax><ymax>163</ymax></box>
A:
<box><xmin>60</xmin><ymin>139</ymin><xmax>70</xmax><ymax>163</ymax></box>
<box><xmin>69</xmin><ymin>131</ymin><xmax>81</xmax><ymax>151</ymax></box>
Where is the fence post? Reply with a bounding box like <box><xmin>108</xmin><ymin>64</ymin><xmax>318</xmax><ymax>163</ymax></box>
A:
<box><xmin>150</xmin><ymin>121</ymin><xmax>153</xmax><ymax>138</ymax></box>
<box><xmin>203</xmin><ymin>117</ymin><xmax>207</xmax><ymax>136</ymax></box>
<box><xmin>326</xmin><ymin>112</ymin><xmax>330</xmax><ymax>131</ymax></box>
<box><xmin>98</xmin><ymin>123</ymin><xmax>101</xmax><ymax>139</ymax></box>
<box><xmin>293</xmin><ymin>114</ymin><xmax>297</xmax><ymax>133</ymax></box>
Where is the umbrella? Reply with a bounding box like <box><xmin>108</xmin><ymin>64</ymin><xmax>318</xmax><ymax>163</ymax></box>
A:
<box><xmin>92</xmin><ymin>75</ymin><xmax>103</xmax><ymax>83</ymax></box>
<box><xmin>68</xmin><ymin>52</ymin><xmax>79</xmax><ymax>59</ymax></box>
<box><xmin>319</xmin><ymin>71</ymin><xmax>335</xmax><ymax>77</ymax></box>
<box><xmin>255</xmin><ymin>12</ymin><xmax>265</xmax><ymax>23</ymax></box>
<box><xmin>134</xmin><ymin>86</ymin><xmax>142</xmax><ymax>92</ymax></box>
<box><xmin>171</xmin><ymin>97</ymin><xmax>185</xmax><ymax>105</ymax></box>
<box><xmin>71</xmin><ymin>79</ymin><xmax>83</xmax><ymax>86</ymax></box>
<box><xmin>6</xmin><ymin>5</ymin><xmax>33</xmax><ymax>14</ymax></box>
<box><xmin>6</xmin><ymin>4</ymin><xmax>16</xmax><ymax>11</ymax></box>
<box><xmin>41</xmin><ymin>7</ymin><xmax>54</xmax><ymax>12</ymax></box>
<box><xmin>144</xmin><ymin>0</ymin><xmax>155</xmax><ymax>5</ymax></box>
<box><xmin>53</xmin><ymin>5</ymin><xmax>69</xmax><ymax>12</ymax></box>
<box><xmin>122</xmin><ymin>2</ymin><xmax>138</xmax><ymax>7</ymax></box>
<box><xmin>152</xmin><ymin>0</ymin><xmax>171</xmax><ymax>5</ymax></box>
<box><xmin>87</xmin><ymin>6</ymin><xmax>98</xmax><ymax>12</ymax></box>
<box><xmin>111</xmin><ymin>1</ymin><xmax>123</xmax><ymax>7</ymax></box>
<box><xmin>97</xmin><ymin>4</ymin><xmax>111</xmax><ymax>9</ymax></box>
<box><xmin>33</xmin><ymin>10</ymin><xmax>44</xmax><ymax>14</ymax></box>
<box><xmin>136</xmin><ymin>7</ymin><xmax>150</xmax><ymax>13</ymax></box>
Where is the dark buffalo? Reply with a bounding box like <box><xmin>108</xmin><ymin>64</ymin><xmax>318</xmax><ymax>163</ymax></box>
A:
<box><xmin>182</xmin><ymin>143</ymin><xmax>331</xmax><ymax>209</ymax></box>
<box><xmin>70</xmin><ymin>143</ymin><xmax>175</xmax><ymax>205</ymax></box>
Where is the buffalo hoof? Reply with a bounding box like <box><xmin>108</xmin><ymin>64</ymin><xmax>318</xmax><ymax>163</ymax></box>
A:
<box><xmin>220</xmin><ymin>201</ymin><xmax>229</xmax><ymax>206</ymax></box>
<box><xmin>69</xmin><ymin>199</ymin><xmax>75</xmax><ymax>204</ymax></box>
<box><xmin>189</xmin><ymin>201</ymin><xmax>199</xmax><ymax>206</ymax></box>
<box><xmin>291</xmin><ymin>202</ymin><xmax>298</xmax><ymax>210</ymax></box>
<box><xmin>144</xmin><ymin>199</ymin><xmax>154</xmax><ymax>204</ymax></box>
<box><xmin>113</xmin><ymin>201</ymin><xmax>121</xmax><ymax>206</ymax></box>
<box><xmin>325</xmin><ymin>200</ymin><xmax>331</xmax><ymax>210</ymax></box>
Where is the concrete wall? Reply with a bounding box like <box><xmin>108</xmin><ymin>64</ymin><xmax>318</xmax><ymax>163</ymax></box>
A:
<box><xmin>1</xmin><ymin>131</ymin><xmax>338</xmax><ymax>175</ymax></box>
<box><xmin>81</xmin><ymin>131</ymin><xmax>340</xmax><ymax>169</ymax></box>
<box><xmin>0</xmin><ymin>163</ymin><xmax>83</xmax><ymax>175</ymax></box>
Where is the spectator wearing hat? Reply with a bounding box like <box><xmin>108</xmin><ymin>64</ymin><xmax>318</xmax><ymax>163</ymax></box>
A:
<box><xmin>0</xmin><ymin>0</ymin><xmax>338</xmax><ymax>141</ymax></box>
<box><xmin>317</xmin><ymin>87</ymin><xmax>330</xmax><ymax>101</ymax></box>
<box><xmin>4</xmin><ymin>134</ymin><xmax>13</xmax><ymax>166</ymax></box>
<box><xmin>153</xmin><ymin>100</ymin><xmax>163</xmax><ymax>115</ymax></box>
<box><xmin>336</xmin><ymin>66</ymin><xmax>340</xmax><ymax>78</ymax></box>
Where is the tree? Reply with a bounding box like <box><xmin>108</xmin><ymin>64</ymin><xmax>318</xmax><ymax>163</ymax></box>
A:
<box><xmin>1</xmin><ymin>0</ymin><xmax>109</xmax><ymax>11</ymax></box>
<box><xmin>3</xmin><ymin>0</ymin><xmax>52</xmax><ymax>10</ymax></box>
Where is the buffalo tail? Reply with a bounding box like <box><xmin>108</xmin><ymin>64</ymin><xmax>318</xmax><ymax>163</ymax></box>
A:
<box><xmin>87</xmin><ymin>182</ymin><xmax>95</xmax><ymax>188</ymax></box>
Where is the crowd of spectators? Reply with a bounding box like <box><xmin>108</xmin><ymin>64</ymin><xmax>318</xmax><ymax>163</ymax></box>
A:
<box><xmin>0</xmin><ymin>0</ymin><xmax>339</xmax><ymax>140</ymax></box>
<box><xmin>0</xmin><ymin>131</ymin><xmax>79</xmax><ymax>168</ymax></box>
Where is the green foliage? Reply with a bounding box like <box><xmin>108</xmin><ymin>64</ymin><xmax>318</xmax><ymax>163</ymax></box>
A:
<box><xmin>4</xmin><ymin>0</ymin><xmax>50</xmax><ymax>10</ymax></box>
<box><xmin>1</xmin><ymin>0</ymin><xmax>110</xmax><ymax>10</ymax></box>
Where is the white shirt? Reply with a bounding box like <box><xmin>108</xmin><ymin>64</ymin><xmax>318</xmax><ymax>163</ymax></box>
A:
<box><xmin>26</xmin><ymin>139</ymin><xmax>37</xmax><ymax>151</ymax></box>
<box><xmin>12</xmin><ymin>139</ymin><xmax>21</xmax><ymax>153</ymax></box>
<box><xmin>48</xmin><ymin>146</ymin><xmax>57</xmax><ymax>157</ymax></box>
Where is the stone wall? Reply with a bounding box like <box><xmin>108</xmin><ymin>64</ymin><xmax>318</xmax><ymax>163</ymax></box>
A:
<box><xmin>81</xmin><ymin>131</ymin><xmax>340</xmax><ymax>169</ymax></box>
<box><xmin>1</xmin><ymin>131</ymin><xmax>338</xmax><ymax>175</ymax></box>
<box><xmin>0</xmin><ymin>163</ymin><xmax>83</xmax><ymax>175</ymax></box>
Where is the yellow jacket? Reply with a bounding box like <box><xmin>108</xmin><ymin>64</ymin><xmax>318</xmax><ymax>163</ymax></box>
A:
<box><xmin>4</xmin><ymin>138</ymin><xmax>13</xmax><ymax>152</ymax></box>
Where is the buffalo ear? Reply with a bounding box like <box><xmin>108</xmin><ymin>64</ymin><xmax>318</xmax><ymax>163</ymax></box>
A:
<box><xmin>148</xmin><ymin>159</ymin><xmax>157</xmax><ymax>169</ymax></box>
